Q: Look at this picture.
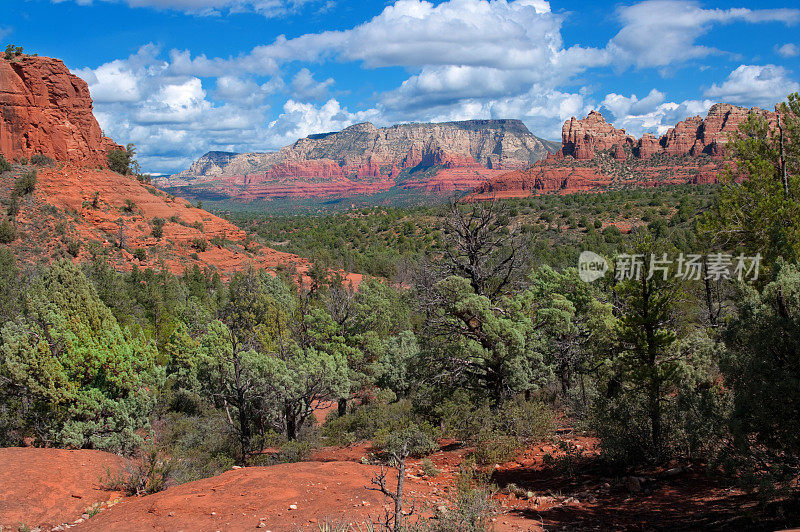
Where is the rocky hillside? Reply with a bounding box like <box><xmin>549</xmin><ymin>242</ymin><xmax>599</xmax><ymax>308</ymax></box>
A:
<box><xmin>0</xmin><ymin>55</ymin><xmax>121</xmax><ymax>166</ymax></box>
<box><xmin>0</xmin><ymin>54</ymin><xmax>316</xmax><ymax>279</ymax></box>
<box><xmin>473</xmin><ymin>104</ymin><xmax>776</xmax><ymax>198</ymax></box>
<box><xmin>159</xmin><ymin>120</ymin><xmax>559</xmax><ymax>202</ymax></box>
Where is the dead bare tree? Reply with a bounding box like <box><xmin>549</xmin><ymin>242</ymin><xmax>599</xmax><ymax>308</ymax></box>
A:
<box><xmin>440</xmin><ymin>199</ymin><xmax>529</xmax><ymax>300</ymax></box>
<box><xmin>365</xmin><ymin>441</ymin><xmax>412</xmax><ymax>532</ymax></box>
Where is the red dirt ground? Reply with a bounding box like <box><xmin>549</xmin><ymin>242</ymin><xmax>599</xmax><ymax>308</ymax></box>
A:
<box><xmin>0</xmin><ymin>447</ymin><xmax>124</xmax><ymax>530</ymax></box>
<box><xmin>1</xmin><ymin>435</ymin><xmax>782</xmax><ymax>532</ymax></box>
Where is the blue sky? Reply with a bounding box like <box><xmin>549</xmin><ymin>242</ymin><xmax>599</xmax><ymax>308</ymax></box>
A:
<box><xmin>5</xmin><ymin>0</ymin><xmax>800</xmax><ymax>173</ymax></box>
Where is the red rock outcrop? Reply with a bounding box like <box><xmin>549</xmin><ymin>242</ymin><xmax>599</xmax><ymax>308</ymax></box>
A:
<box><xmin>637</xmin><ymin>133</ymin><xmax>661</xmax><ymax>158</ymax></box>
<box><xmin>0</xmin><ymin>55</ymin><xmax>121</xmax><ymax>166</ymax></box>
<box><xmin>471</xmin><ymin>103</ymin><xmax>773</xmax><ymax>199</ymax></box>
<box><xmin>561</xmin><ymin>110</ymin><xmax>634</xmax><ymax>159</ymax></box>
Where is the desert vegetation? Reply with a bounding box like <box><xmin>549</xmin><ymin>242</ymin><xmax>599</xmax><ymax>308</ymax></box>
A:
<box><xmin>2</xmin><ymin>95</ymin><xmax>800</xmax><ymax>530</ymax></box>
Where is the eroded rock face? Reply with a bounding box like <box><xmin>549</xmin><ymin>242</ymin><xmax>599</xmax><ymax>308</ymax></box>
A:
<box><xmin>161</xmin><ymin>119</ymin><xmax>560</xmax><ymax>200</ymax></box>
<box><xmin>561</xmin><ymin>110</ymin><xmax>635</xmax><ymax>159</ymax></box>
<box><xmin>471</xmin><ymin>103</ymin><xmax>770</xmax><ymax>199</ymax></box>
<box><xmin>558</xmin><ymin>105</ymin><xmax>775</xmax><ymax>161</ymax></box>
<box><xmin>0</xmin><ymin>55</ymin><xmax>121</xmax><ymax>165</ymax></box>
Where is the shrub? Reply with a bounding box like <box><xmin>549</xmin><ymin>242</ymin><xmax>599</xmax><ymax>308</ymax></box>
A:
<box><xmin>132</xmin><ymin>248</ymin><xmax>147</xmax><ymax>262</ymax></box>
<box><xmin>373</xmin><ymin>422</ymin><xmax>439</xmax><ymax>459</ymax></box>
<box><xmin>471</xmin><ymin>433</ymin><xmax>521</xmax><ymax>466</ymax></box>
<box><xmin>103</xmin><ymin>444</ymin><xmax>173</xmax><ymax>496</ymax></box>
<box><xmin>151</xmin><ymin>217</ymin><xmax>165</xmax><ymax>239</ymax></box>
<box><xmin>30</xmin><ymin>153</ymin><xmax>54</xmax><ymax>166</ymax></box>
<box><xmin>65</xmin><ymin>238</ymin><xmax>81</xmax><ymax>257</ymax></box>
<box><xmin>0</xmin><ymin>219</ymin><xmax>16</xmax><ymax>244</ymax></box>
<box><xmin>423</xmin><ymin>464</ymin><xmax>498</xmax><ymax>531</ymax></box>
<box><xmin>13</xmin><ymin>170</ymin><xmax>37</xmax><ymax>196</ymax></box>
<box><xmin>4</xmin><ymin>194</ymin><xmax>19</xmax><ymax>217</ymax></box>
<box><xmin>122</xmin><ymin>199</ymin><xmax>136</xmax><ymax>213</ymax></box>
<box><xmin>156</xmin><ymin>411</ymin><xmax>237</xmax><ymax>484</ymax></box>
<box><xmin>0</xmin><ymin>154</ymin><xmax>10</xmax><ymax>173</ymax></box>
<box><xmin>191</xmin><ymin>238</ymin><xmax>208</xmax><ymax>252</ymax></box>
<box><xmin>494</xmin><ymin>397</ymin><xmax>554</xmax><ymax>441</ymax></box>
<box><xmin>107</xmin><ymin>144</ymin><xmax>137</xmax><ymax>175</ymax></box>
<box><xmin>420</xmin><ymin>458</ymin><xmax>441</xmax><ymax>477</ymax></box>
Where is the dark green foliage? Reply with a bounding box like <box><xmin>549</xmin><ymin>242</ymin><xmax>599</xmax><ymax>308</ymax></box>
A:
<box><xmin>13</xmin><ymin>170</ymin><xmax>37</xmax><ymax>196</ymax></box>
<box><xmin>30</xmin><ymin>153</ymin><xmax>54</xmax><ymax>166</ymax></box>
<box><xmin>721</xmin><ymin>262</ymin><xmax>800</xmax><ymax>491</ymax></box>
<box><xmin>64</xmin><ymin>237</ymin><xmax>81</xmax><ymax>257</ymax></box>
<box><xmin>0</xmin><ymin>155</ymin><xmax>10</xmax><ymax>173</ymax></box>
<box><xmin>151</xmin><ymin>217</ymin><xmax>165</xmax><ymax>239</ymax></box>
<box><xmin>0</xmin><ymin>219</ymin><xmax>16</xmax><ymax>244</ymax></box>
<box><xmin>132</xmin><ymin>248</ymin><xmax>147</xmax><ymax>261</ymax></box>
<box><xmin>108</xmin><ymin>143</ymin><xmax>138</xmax><ymax>175</ymax></box>
<box><xmin>122</xmin><ymin>198</ymin><xmax>136</xmax><ymax>213</ymax></box>
<box><xmin>0</xmin><ymin>260</ymin><xmax>162</xmax><ymax>451</ymax></box>
<box><xmin>3</xmin><ymin>44</ymin><xmax>23</xmax><ymax>60</ymax></box>
<box><xmin>702</xmin><ymin>93</ymin><xmax>800</xmax><ymax>274</ymax></box>
<box><xmin>192</xmin><ymin>237</ymin><xmax>207</xmax><ymax>252</ymax></box>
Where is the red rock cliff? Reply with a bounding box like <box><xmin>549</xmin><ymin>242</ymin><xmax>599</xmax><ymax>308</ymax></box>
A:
<box><xmin>472</xmin><ymin>103</ymin><xmax>774</xmax><ymax>199</ymax></box>
<box><xmin>0</xmin><ymin>55</ymin><xmax>121</xmax><ymax>166</ymax></box>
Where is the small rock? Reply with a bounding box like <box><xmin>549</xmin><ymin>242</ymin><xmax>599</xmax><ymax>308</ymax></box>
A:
<box><xmin>81</xmin><ymin>514</ymin><xmax>90</xmax><ymax>520</ymax></box>
<box><xmin>256</xmin><ymin>523</ymin><xmax>267</xmax><ymax>529</ymax></box>
<box><xmin>624</xmin><ymin>476</ymin><xmax>642</xmax><ymax>493</ymax></box>
<box><xmin>288</xmin><ymin>504</ymin><xmax>297</xmax><ymax>510</ymax></box>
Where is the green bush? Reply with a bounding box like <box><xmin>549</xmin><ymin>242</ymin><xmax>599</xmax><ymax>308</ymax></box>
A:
<box><xmin>156</xmin><ymin>411</ymin><xmax>237</xmax><ymax>484</ymax></box>
<box><xmin>151</xmin><ymin>217</ymin><xmax>165</xmax><ymax>239</ymax></box>
<box><xmin>132</xmin><ymin>248</ymin><xmax>147</xmax><ymax>261</ymax></box>
<box><xmin>13</xmin><ymin>170</ymin><xmax>37</xmax><ymax>196</ymax></box>
<box><xmin>108</xmin><ymin>145</ymin><xmax>135</xmax><ymax>175</ymax></box>
<box><xmin>64</xmin><ymin>238</ymin><xmax>81</xmax><ymax>257</ymax></box>
<box><xmin>494</xmin><ymin>397</ymin><xmax>554</xmax><ymax>441</ymax></box>
<box><xmin>192</xmin><ymin>238</ymin><xmax>208</xmax><ymax>252</ymax></box>
<box><xmin>0</xmin><ymin>154</ymin><xmax>10</xmax><ymax>173</ymax></box>
<box><xmin>30</xmin><ymin>153</ymin><xmax>54</xmax><ymax>166</ymax></box>
<box><xmin>421</xmin><ymin>464</ymin><xmax>498</xmax><ymax>531</ymax></box>
<box><xmin>122</xmin><ymin>199</ymin><xmax>136</xmax><ymax>213</ymax></box>
<box><xmin>373</xmin><ymin>422</ymin><xmax>439</xmax><ymax>459</ymax></box>
<box><xmin>471</xmin><ymin>433</ymin><xmax>521</xmax><ymax>466</ymax></box>
<box><xmin>0</xmin><ymin>218</ymin><xmax>16</xmax><ymax>244</ymax></box>
<box><xmin>103</xmin><ymin>443</ymin><xmax>173</xmax><ymax>496</ymax></box>
<box><xmin>4</xmin><ymin>194</ymin><xmax>19</xmax><ymax>217</ymax></box>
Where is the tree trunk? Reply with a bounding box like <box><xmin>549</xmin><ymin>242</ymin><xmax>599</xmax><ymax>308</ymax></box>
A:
<box><xmin>285</xmin><ymin>401</ymin><xmax>297</xmax><ymax>441</ymax></box>
<box><xmin>338</xmin><ymin>397</ymin><xmax>347</xmax><ymax>417</ymax></box>
<box><xmin>393</xmin><ymin>446</ymin><xmax>407</xmax><ymax>532</ymax></box>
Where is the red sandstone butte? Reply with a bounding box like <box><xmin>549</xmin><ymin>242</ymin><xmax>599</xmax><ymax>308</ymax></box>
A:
<box><xmin>0</xmin><ymin>55</ymin><xmax>121</xmax><ymax>166</ymax></box>
<box><xmin>472</xmin><ymin>104</ymin><xmax>774</xmax><ymax>199</ymax></box>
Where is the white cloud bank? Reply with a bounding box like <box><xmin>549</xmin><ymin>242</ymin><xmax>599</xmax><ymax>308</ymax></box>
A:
<box><xmin>71</xmin><ymin>0</ymin><xmax>800</xmax><ymax>172</ymax></box>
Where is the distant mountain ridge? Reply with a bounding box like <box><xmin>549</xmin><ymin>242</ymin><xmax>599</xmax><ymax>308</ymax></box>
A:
<box><xmin>159</xmin><ymin>119</ymin><xmax>560</xmax><ymax>202</ymax></box>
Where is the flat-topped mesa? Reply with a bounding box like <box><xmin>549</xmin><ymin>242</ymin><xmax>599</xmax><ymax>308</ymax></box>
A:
<box><xmin>0</xmin><ymin>55</ymin><xmax>122</xmax><ymax>166</ymax></box>
<box><xmin>163</xmin><ymin>119</ymin><xmax>560</xmax><ymax>200</ymax></box>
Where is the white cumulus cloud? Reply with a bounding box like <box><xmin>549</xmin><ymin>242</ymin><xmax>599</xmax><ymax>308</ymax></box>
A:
<box><xmin>705</xmin><ymin>64</ymin><xmax>799</xmax><ymax>108</ymax></box>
